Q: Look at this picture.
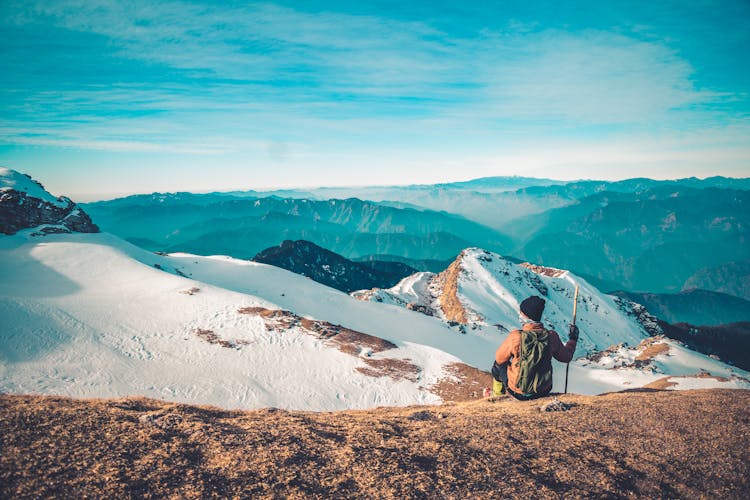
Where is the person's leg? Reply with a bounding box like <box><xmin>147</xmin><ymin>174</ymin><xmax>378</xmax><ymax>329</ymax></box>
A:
<box><xmin>491</xmin><ymin>361</ymin><xmax>508</xmax><ymax>384</ymax></box>
<box><xmin>491</xmin><ymin>361</ymin><xmax>508</xmax><ymax>394</ymax></box>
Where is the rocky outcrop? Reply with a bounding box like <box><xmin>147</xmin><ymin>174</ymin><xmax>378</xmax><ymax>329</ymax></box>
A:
<box><xmin>434</xmin><ymin>252</ymin><xmax>469</xmax><ymax>324</ymax></box>
<box><xmin>0</xmin><ymin>171</ymin><xmax>99</xmax><ymax>235</ymax></box>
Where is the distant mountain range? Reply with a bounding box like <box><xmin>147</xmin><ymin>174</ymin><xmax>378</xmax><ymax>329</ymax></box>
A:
<box><xmin>352</xmin><ymin>254</ymin><xmax>456</xmax><ymax>274</ymax></box>
<box><xmin>83</xmin><ymin>176</ymin><xmax>750</xmax><ymax>299</ymax></box>
<box><xmin>215</xmin><ymin>176</ymin><xmax>750</xmax><ymax>232</ymax></box>
<box><xmin>611</xmin><ymin>289</ymin><xmax>750</xmax><ymax>326</ymax></box>
<box><xmin>683</xmin><ymin>260</ymin><xmax>750</xmax><ymax>301</ymax></box>
<box><xmin>515</xmin><ymin>186</ymin><xmax>749</xmax><ymax>294</ymax></box>
<box><xmin>83</xmin><ymin>195</ymin><xmax>511</xmax><ymax>261</ymax></box>
<box><xmin>252</xmin><ymin>240</ymin><xmax>416</xmax><ymax>293</ymax></box>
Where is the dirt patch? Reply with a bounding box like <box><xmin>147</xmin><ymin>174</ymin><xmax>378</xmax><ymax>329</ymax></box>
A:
<box><xmin>435</xmin><ymin>253</ymin><xmax>468</xmax><ymax>324</ymax></box>
<box><xmin>193</xmin><ymin>328</ymin><xmax>252</xmax><ymax>349</ymax></box>
<box><xmin>356</xmin><ymin>358</ymin><xmax>421</xmax><ymax>382</ymax></box>
<box><xmin>180</xmin><ymin>287</ymin><xmax>201</xmax><ymax>295</ymax></box>
<box><xmin>237</xmin><ymin>306</ymin><xmax>298</xmax><ymax>328</ymax></box>
<box><xmin>645</xmin><ymin>372</ymin><xmax>731</xmax><ymax>390</ymax></box>
<box><xmin>693</xmin><ymin>372</ymin><xmax>729</xmax><ymax>382</ymax></box>
<box><xmin>635</xmin><ymin>336</ymin><xmax>671</xmax><ymax>362</ymax></box>
<box><xmin>2</xmin><ymin>390</ymin><xmax>749</xmax><ymax>498</ymax></box>
<box><xmin>237</xmin><ymin>307</ymin><xmax>396</xmax><ymax>357</ymax></box>
<box><xmin>587</xmin><ymin>337</ymin><xmax>672</xmax><ymax>369</ymax></box>
<box><xmin>430</xmin><ymin>363</ymin><xmax>493</xmax><ymax>402</ymax></box>
<box><xmin>586</xmin><ymin>343</ymin><xmax>626</xmax><ymax>363</ymax></box>
<box><xmin>643</xmin><ymin>377</ymin><xmax>679</xmax><ymax>390</ymax></box>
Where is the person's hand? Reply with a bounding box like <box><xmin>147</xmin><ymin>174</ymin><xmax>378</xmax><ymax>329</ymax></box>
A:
<box><xmin>569</xmin><ymin>324</ymin><xmax>579</xmax><ymax>341</ymax></box>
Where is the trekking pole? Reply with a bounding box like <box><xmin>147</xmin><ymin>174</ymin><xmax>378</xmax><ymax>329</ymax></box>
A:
<box><xmin>564</xmin><ymin>285</ymin><xmax>579</xmax><ymax>394</ymax></box>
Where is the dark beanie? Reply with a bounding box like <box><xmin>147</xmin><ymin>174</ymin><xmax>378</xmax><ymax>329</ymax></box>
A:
<box><xmin>520</xmin><ymin>296</ymin><xmax>545</xmax><ymax>322</ymax></box>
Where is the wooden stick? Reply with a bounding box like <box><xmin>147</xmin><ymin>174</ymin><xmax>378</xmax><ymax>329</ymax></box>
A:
<box><xmin>564</xmin><ymin>285</ymin><xmax>580</xmax><ymax>395</ymax></box>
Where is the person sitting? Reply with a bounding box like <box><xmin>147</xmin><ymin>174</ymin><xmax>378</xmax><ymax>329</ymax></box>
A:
<box><xmin>492</xmin><ymin>295</ymin><xmax>578</xmax><ymax>400</ymax></box>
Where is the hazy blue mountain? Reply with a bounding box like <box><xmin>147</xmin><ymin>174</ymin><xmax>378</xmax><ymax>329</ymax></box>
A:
<box><xmin>83</xmin><ymin>195</ymin><xmax>511</xmax><ymax>261</ymax></box>
<box><xmin>683</xmin><ymin>260</ymin><xmax>750</xmax><ymax>301</ymax></box>
<box><xmin>84</xmin><ymin>176</ymin><xmax>750</xmax><ymax>296</ymax></box>
<box><xmin>517</xmin><ymin>187</ymin><xmax>749</xmax><ymax>293</ymax></box>
<box><xmin>432</xmin><ymin>176</ymin><xmax>564</xmax><ymax>192</ymax></box>
<box><xmin>351</xmin><ymin>254</ymin><xmax>456</xmax><ymax>273</ymax></box>
<box><xmin>611</xmin><ymin>289</ymin><xmax>750</xmax><ymax>326</ymax></box>
<box><xmin>209</xmin><ymin>176</ymin><xmax>750</xmax><ymax>233</ymax></box>
<box><xmin>356</xmin><ymin>259</ymin><xmax>419</xmax><ymax>279</ymax></box>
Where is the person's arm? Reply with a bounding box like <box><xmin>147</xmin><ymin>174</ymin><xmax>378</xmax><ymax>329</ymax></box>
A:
<box><xmin>549</xmin><ymin>330</ymin><xmax>577</xmax><ymax>363</ymax></box>
<box><xmin>495</xmin><ymin>331</ymin><xmax>519</xmax><ymax>364</ymax></box>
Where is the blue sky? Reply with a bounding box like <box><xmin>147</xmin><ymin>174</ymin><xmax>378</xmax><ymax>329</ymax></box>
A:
<box><xmin>1</xmin><ymin>0</ymin><xmax>749</xmax><ymax>200</ymax></box>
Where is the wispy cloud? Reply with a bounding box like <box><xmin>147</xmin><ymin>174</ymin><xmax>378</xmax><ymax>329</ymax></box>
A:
<box><xmin>1</xmin><ymin>0</ymin><xmax>748</xmax><ymax>184</ymax></box>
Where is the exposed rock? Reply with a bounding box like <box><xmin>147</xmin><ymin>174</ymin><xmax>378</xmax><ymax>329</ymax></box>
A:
<box><xmin>613</xmin><ymin>296</ymin><xmax>663</xmax><ymax>336</ymax></box>
<box><xmin>434</xmin><ymin>252</ymin><xmax>469</xmax><ymax>324</ymax></box>
<box><xmin>0</xmin><ymin>170</ymin><xmax>99</xmax><ymax>235</ymax></box>
<box><xmin>252</xmin><ymin>240</ymin><xmax>415</xmax><ymax>293</ymax></box>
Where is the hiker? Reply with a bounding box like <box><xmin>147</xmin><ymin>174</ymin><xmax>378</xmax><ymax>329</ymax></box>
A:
<box><xmin>491</xmin><ymin>295</ymin><xmax>578</xmax><ymax>400</ymax></box>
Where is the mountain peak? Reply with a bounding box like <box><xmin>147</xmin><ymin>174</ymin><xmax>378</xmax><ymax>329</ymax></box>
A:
<box><xmin>0</xmin><ymin>167</ymin><xmax>68</xmax><ymax>208</ymax></box>
<box><xmin>355</xmin><ymin>246</ymin><xmax>660</xmax><ymax>352</ymax></box>
<box><xmin>0</xmin><ymin>168</ymin><xmax>99</xmax><ymax>235</ymax></box>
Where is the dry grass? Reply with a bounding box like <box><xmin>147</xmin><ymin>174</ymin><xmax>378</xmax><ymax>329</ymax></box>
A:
<box><xmin>237</xmin><ymin>306</ymin><xmax>396</xmax><ymax>355</ymax></box>
<box><xmin>642</xmin><ymin>377</ymin><xmax>679</xmax><ymax>390</ymax></box>
<box><xmin>644</xmin><ymin>372</ymin><xmax>730</xmax><ymax>390</ymax></box>
<box><xmin>2</xmin><ymin>390</ymin><xmax>748</xmax><ymax>498</ymax></box>
<box><xmin>193</xmin><ymin>328</ymin><xmax>252</xmax><ymax>349</ymax></box>
<box><xmin>430</xmin><ymin>362</ymin><xmax>493</xmax><ymax>402</ymax></box>
<box><xmin>355</xmin><ymin>358</ymin><xmax>421</xmax><ymax>382</ymax></box>
<box><xmin>635</xmin><ymin>337</ymin><xmax>671</xmax><ymax>361</ymax></box>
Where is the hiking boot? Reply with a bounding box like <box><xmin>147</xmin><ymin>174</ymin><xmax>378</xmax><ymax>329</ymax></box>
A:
<box><xmin>492</xmin><ymin>379</ymin><xmax>506</xmax><ymax>396</ymax></box>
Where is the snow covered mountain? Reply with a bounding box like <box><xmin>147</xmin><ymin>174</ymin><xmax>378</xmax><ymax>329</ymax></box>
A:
<box><xmin>0</xmin><ymin>168</ymin><xmax>98</xmax><ymax>235</ymax></box>
<box><xmin>1</xmin><ymin>171</ymin><xmax>748</xmax><ymax>412</ymax></box>
<box><xmin>352</xmin><ymin>248</ymin><xmax>750</xmax><ymax>393</ymax></box>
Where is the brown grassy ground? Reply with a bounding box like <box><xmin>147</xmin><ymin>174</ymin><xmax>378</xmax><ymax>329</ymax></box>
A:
<box><xmin>1</xmin><ymin>390</ymin><xmax>748</xmax><ymax>498</ymax></box>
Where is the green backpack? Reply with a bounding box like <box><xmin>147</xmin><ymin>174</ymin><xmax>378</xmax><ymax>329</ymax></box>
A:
<box><xmin>516</xmin><ymin>328</ymin><xmax>553</xmax><ymax>395</ymax></box>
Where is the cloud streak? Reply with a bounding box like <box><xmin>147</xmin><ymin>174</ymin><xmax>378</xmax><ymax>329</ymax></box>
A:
<box><xmin>1</xmin><ymin>0</ymin><xmax>748</xmax><ymax>187</ymax></box>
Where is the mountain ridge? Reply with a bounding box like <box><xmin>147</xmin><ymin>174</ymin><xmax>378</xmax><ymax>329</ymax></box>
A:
<box><xmin>83</xmin><ymin>194</ymin><xmax>511</xmax><ymax>261</ymax></box>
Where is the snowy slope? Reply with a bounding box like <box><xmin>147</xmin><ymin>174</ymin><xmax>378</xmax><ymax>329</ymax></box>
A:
<box><xmin>353</xmin><ymin>248</ymin><xmax>750</xmax><ymax>393</ymax></box>
<box><xmin>1</xmin><ymin>231</ymin><xmax>478</xmax><ymax>411</ymax></box>
<box><xmin>1</xmin><ymin>231</ymin><xmax>748</xmax><ymax>410</ymax></box>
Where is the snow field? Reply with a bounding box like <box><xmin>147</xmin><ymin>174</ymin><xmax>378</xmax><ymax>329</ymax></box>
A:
<box><xmin>0</xmin><ymin>232</ymin><xmax>454</xmax><ymax>410</ymax></box>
